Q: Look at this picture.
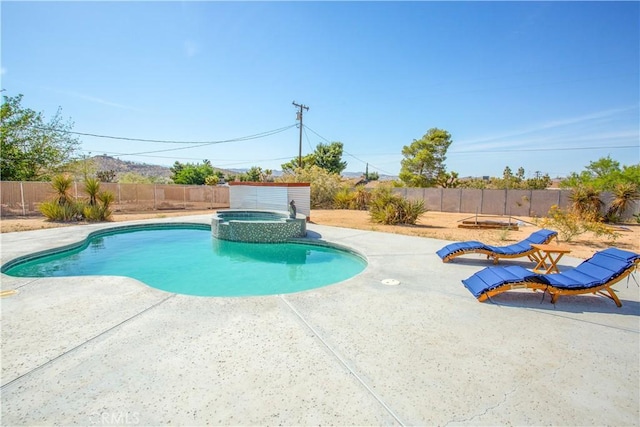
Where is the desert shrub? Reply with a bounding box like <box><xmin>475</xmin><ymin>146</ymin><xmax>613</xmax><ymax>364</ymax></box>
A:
<box><xmin>333</xmin><ymin>186</ymin><xmax>371</xmax><ymax>210</ymax></box>
<box><xmin>605</xmin><ymin>182</ymin><xmax>639</xmax><ymax>223</ymax></box>
<box><xmin>39</xmin><ymin>174</ymin><xmax>114</xmax><ymax>222</ymax></box>
<box><xmin>83</xmin><ymin>177</ymin><xmax>101</xmax><ymax>206</ymax></box>
<box><xmin>569</xmin><ymin>185</ymin><xmax>603</xmax><ymax>220</ymax></box>
<box><xmin>277</xmin><ymin>165</ymin><xmax>342</xmax><ymax>208</ymax></box>
<box><xmin>39</xmin><ymin>199</ymin><xmax>81</xmax><ymax>221</ymax></box>
<box><xmin>97</xmin><ymin>191</ymin><xmax>114</xmax><ymax>220</ymax></box>
<box><xmin>369</xmin><ymin>187</ymin><xmax>426</xmax><ymax>225</ymax></box>
<box><xmin>537</xmin><ymin>205</ymin><xmax>619</xmax><ymax>242</ymax></box>
<box><xmin>204</xmin><ymin>175</ymin><xmax>220</xmax><ymax>186</ymax></box>
<box><xmin>50</xmin><ymin>173</ymin><xmax>74</xmax><ymax>205</ymax></box>
<box><xmin>537</xmin><ymin>206</ymin><xmax>583</xmax><ymax>242</ymax></box>
<box><xmin>83</xmin><ymin>190</ymin><xmax>114</xmax><ymax>222</ymax></box>
<box><xmin>82</xmin><ymin>204</ymin><xmax>101</xmax><ymax>221</ymax></box>
<box><xmin>350</xmin><ymin>186</ymin><xmax>371</xmax><ymax>210</ymax></box>
<box><xmin>333</xmin><ymin>187</ymin><xmax>354</xmax><ymax>209</ymax></box>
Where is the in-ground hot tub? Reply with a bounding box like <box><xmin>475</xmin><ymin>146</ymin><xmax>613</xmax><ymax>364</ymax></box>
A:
<box><xmin>211</xmin><ymin>209</ymin><xmax>307</xmax><ymax>243</ymax></box>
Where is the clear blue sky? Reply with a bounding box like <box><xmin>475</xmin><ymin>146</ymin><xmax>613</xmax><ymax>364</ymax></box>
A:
<box><xmin>2</xmin><ymin>1</ymin><xmax>638</xmax><ymax>178</ymax></box>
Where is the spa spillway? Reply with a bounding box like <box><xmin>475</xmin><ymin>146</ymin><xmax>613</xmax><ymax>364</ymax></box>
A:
<box><xmin>211</xmin><ymin>209</ymin><xmax>307</xmax><ymax>243</ymax></box>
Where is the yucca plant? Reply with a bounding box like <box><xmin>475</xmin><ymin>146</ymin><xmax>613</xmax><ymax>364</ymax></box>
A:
<box><xmin>83</xmin><ymin>177</ymin><xmax>101</xmax><ymax>206</ymax></box>
<box><xmin>39</xmin><ymin>199</ymin><xmax>80</xmax><ymax>221</ymax></box>
<box><xmin>39</xmin><ymin>174</ymin><xmax>81</xmax><ymax>221</ymax></box>
<box><xmin>369</xmin><ymin>187</ymin><xmax>426</xmax><ymax>225</ymax></box>
<box><xmin>50</xmin><ymin>174</ymin><xmax>74</xmax><ymax>206</ymax></box>
<box><xmin>350</xmin><ymin>186</ymin><xmax>371</xmax><ymax>210</ymax></box>
<box><xmin>333</xmin><ymin>187</ymin><xmax>354</xmax><ymax>209</ymax></box>
<box><xmin>97</xmin><ymin>191</ymin><xmax>114</xmax><ymax>220</ymax></box>
<box><xmin>569</xmin><ymin>185</ymin><xmax>603</xmax><ymax>221</ymax></box>
<box><xmin>605</xmin><ymin>182</ymin><xmax>639</xmax><ymax>222</ymax></box>
<box><xmin>83</xmin><ymin>190</ymin><xmax>115</xmax><ymax>221</ymax></box>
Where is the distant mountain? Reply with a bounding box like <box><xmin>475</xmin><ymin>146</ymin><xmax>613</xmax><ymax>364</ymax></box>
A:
<box><xmin>91</xmin><ymin>155</ymin><xmax>237</xmax><ymax>180</ymax></box>
<box><xmin>341</xmin><ymin>171</ymin><xmax>398</xmax><ymax>181</ymax></box>
<box><xmin>90</xmin><ymin>156</ymin><xmax>398</xmax><ymax>182</ymax></box>
<box><xmin>91</xmin><ymin>155</ymin><xmax>172</xmax><ymax>179</ymax></box>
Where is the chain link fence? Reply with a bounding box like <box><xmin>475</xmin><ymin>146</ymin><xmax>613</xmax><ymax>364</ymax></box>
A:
<box><xmin>1</xmin><ymin>181</ymin><xmax>230</xmax><ymax>217</ymax></box>
<box><xmin>1</xmin><ymin>181</ymin><xmax>637</xmax><ymax>219</ymax></box>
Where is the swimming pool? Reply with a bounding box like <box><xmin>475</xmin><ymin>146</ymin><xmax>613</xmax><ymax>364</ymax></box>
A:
<box><xmin>1</xmin><ymin>224</ymin><xmax>367</xmax><ymax>297</ymax></box>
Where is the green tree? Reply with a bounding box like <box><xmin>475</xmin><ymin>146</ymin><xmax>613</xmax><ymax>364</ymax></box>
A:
<box><xmin>244</xmin><ymin>166</ymin><xmax>263</xmax><ymax>182</ymax></box>
<box><xmin>281</xmin><ymin>141</ymin><xmax>347</xmax><ymax>175</ymax></box>
<box><xmin>118</xmin><ymin>172</ymin><xmax>163</xmax><ymax>184</ymax></box>
<box><xmin>620</xmin><ymin>164</ymin><xmax>640</xmax><ymax>184</ymax></box>
<box><xmin>561</xmin><ymin>156</ymin><xmax>638</xmax><ymax>191</ymax></box>
<box><xmin>525</xmin><ymin>172</ymin><xmax>552</xmax><ymax>190</ymax></box>
<box><xmin>367</xmin><ymin>171</ymin><xmax>380</xmax><ymax>181</ymax></box>
<box><xmin>170</xmin><ymin>160</ymin><xmax>214</xmax><ymax>185</ymax></box>
<box><xmin>501</xmin><ymin>165</ymin><xmax>522</xmax><ymax>189</ymax></box>
<box><xmin>503</xmin><ymin>166</ymin><xmax>513</xmax><ymax>181</ymax></box>
<box><xmin>65</xmin><ymin>155</ymin><xmax>97</xmax><ymax>181</ymax></box>
<box><xmin>399</xmin><ymin>128</ymin><xmax>453</xmax><ymax>187</ymax></box>
<box><xmin>1</xmin><ymin>94</ymin><xmax>80</xmax><ymax>181</ymax></box>
<box><xmin>277</xmin><ymin>165</ymin><xmax>342</xmax><ymax>208</ymax></box>
<box><xmin>312</xmin><ymin>142</ymin><xmax>347</xmax><ymax>174</ymax></box>
<box><xmin>96</xmin><ymin>170</ymin><xmax>117</xmax><ymax>182</ymax></box>
<box><xmin>436</xmin><ymin>170</ymin><xmax>460</xmax><ymax>188</ymax></box>
<box><xmin>281</xmin><ymin>155</ymin><xmax>314</xmax><ymax>173</ymax></box>
<box><xmin>204</xmin><ymin>175</ymin><xmax>220</xmax><ymax>186</ymax></box>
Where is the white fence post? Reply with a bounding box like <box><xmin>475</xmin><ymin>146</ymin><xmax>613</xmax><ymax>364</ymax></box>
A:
<box><xmin>20</xmin><ymin>182</ymin><xmax>26</xmax><ymax>216</ymax></box>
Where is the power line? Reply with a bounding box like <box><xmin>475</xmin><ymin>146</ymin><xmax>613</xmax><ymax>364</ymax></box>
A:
<box><xmin>302</xmin><ymin>125</ymin><xmax>314</xmax><ymax>152</ymax></box>
<box><xmin>303</xmin><ymin>125</ymin><xmax>395</xmax><ymax>175</ymax></box>
<box><xmin>346</xmin><ymin>144</ymin><xmax>638</xmax><ymax>158</ymax></box>
<box><xmin>79</xmin><ymin>148</ymin><xmax>292</xmax><ymax>167</ymax></box>
<box><xmin>450</xmin><ymin>145</ymin><xmax>637</xmax><ymax>155</ymax></box>
<box><xmin>30</xmin><ymin>124</ymin><xmax>297</xmax><ymax>144</ymax></box>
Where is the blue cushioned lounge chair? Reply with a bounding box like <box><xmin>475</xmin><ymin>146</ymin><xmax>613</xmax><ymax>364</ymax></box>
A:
<box><xmin>461</xmin><ymin>248</ymin><xmax>640</xmax><ymax>306</ymax></box>
<box><xmin>436</xmin><ymin>229</ymin><xmax>558</xmax><ymax>264</ymax></box>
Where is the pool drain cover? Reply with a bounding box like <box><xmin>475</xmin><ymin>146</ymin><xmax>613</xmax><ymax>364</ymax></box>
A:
<box><xmin>381</xmin><ymin>279</ymin><xmax>400</xmax><ymax>286</ymax></box>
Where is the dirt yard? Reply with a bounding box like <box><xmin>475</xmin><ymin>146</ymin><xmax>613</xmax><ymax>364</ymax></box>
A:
<box><xmin>1</xmin><ymin>209</ymin><xmax>638</xmax><ymax>260</ymax></box>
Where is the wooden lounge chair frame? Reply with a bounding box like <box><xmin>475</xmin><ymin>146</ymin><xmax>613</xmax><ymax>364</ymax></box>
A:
<box><xmin>477</xmin><ymin>259</ymin><xmax>638</xmax><ymax>307</ymax></box>
<box><xmin>437</xmin><ymin>229</ymin><xmax>558</xmax><ymax>264</ymax></box>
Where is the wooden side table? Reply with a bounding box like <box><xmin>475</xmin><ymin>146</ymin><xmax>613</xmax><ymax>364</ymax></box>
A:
<box><xmin>530</xmin><ymin>243</ymin><xmax>572</xmax><ymax>274</ymax></box>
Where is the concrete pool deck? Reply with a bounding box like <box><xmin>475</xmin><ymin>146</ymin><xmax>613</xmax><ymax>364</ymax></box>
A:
<box><xmin>1</xmin><ymin>215</ymin><xmax>639</xmax><ymax>426</ymax></box>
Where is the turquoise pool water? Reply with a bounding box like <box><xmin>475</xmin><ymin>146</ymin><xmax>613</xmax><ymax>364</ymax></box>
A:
<box><xmin>3</xmin><ymin>225</ymin><xmax>367</xmax><ymax>297</ymax></box>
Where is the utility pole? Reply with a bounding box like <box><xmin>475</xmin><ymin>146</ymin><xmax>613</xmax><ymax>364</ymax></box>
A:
<box><xmin>292</xmin><ymin>101</ymin><xmax>309</xmax><ymax>167</ymax></box>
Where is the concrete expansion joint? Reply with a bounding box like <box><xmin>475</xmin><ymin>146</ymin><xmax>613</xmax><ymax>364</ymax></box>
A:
<box><xmin>529</xmin><ymin>308</ymin><xmax>640</xmax><ymax>334</ymax></box>
<box><xmin>443</xmin><ymin>387</ymin><xmax>517</xmax><ymax>426</ymax></box>
<box><xmin>10</xmin><ymin>277</ymin><xmax>42</xmax><ymax>290</ymax></box>
<box><xmin>0</xmin><ymin>293</ymin><xmax>175</xmax><ymax>391</ymax></box>
<box><xmin>279</xmin><ymin>295</ymin><xmax>406</xmax><ymax>426</ymax></box>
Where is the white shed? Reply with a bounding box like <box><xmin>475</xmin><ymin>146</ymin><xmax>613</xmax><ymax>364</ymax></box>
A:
<box><xmin>228</xmin><ymin>182</ymin><xmax>311</xmax><ymax>219</ymax></box>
